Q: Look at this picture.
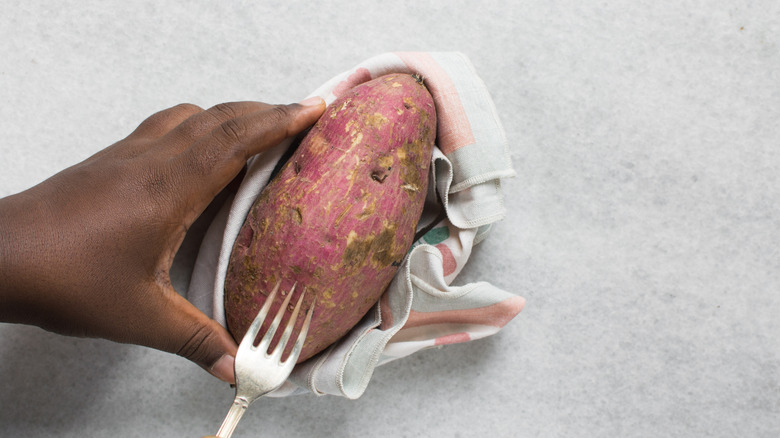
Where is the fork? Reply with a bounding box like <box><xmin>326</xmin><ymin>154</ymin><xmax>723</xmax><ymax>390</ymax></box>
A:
<box><xmin>215</xmin><ymin>280</ymin><xmax>314</xmax><ymax>438</ymax></box>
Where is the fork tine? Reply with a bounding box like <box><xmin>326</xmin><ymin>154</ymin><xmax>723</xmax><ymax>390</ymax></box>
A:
<box><xmin>257</xmin><ymin>282</ymin><xmax>297</xmax><ymax>354</ymax></box>
<box><xmin>239</xmin><ymin>280</ymin><xmax>281</xmax><ymax>351</ymax></box>
<box><xmin>276</xmin><ymin>288</ymin><xmax>307</xmax><ymax>361</ymax></box>
<box><xmin>289</xmin><ymin>297</ymin><xmax>316</xmax><ymax>360</ymax></box>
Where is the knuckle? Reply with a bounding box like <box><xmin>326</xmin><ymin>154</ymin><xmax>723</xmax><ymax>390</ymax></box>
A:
<box><xmin>209</xmin><ymin>102</ymin><xmax>238</xmax><ymax>120</ymax></box>
<box><xmin>217</xmin><ymin>118</ymin><xmax>246</xmax><ymax>147</ymax></box>
<box><xmin>264</xmin><ymin>105</ymin><xmax>298</xmax><ymax>140</ymax></box>
<box><xmin>158</xmin><ymin>103</ymin><xmax>203</xmax><ymax>128</ymax></box>
<box><xmin>268</xmin><ymin>104</ymin><xmax>293</xmax><ymax>123</ymax></box>
<box><xmin>175</xmin><ymin>118</ymin><xmax>203</xmax><ymax>140</ymax></box>
<box><xmin>176</xmin><ymin>103</ymin><xmax>241</xmax><ymax>141</ymax></box>
<box><xmin>135</xmin><ymin>103</ymin><xmax>202</xmax><ymax>137</ymax></box>
<box><xmin>176</xmin><ymin>323</ymin><xmax>217</xmax><ymax>363</ymax></box>
<box><xmin>171</xmin><ymin>103</ymin><xmax>203</xmax><ymax>116</ymax></box>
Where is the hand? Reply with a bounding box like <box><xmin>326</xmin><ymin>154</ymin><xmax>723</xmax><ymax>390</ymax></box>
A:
<box><xmin>0</xmin><ymin>98</ymin><xmax>326</xmax><ymax>383</ymax></box>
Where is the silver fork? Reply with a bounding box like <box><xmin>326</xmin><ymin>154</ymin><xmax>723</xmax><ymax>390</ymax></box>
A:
<box><xmin>215</xmin><ymin>280</ymin><xmax>314</xmax><ymax>438</ymax></box>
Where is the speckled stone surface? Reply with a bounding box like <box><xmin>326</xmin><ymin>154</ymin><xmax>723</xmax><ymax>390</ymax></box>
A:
<box><xmin>2</xmin><ymin>2</ymin><xmax>779</xmax><ymax>437</ymax></box>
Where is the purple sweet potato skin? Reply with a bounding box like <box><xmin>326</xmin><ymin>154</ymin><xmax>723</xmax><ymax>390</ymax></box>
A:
<box><xmin>224</xmin><ymin>73</ymin><xmax>436</xmax><ymax>362</ymax></box>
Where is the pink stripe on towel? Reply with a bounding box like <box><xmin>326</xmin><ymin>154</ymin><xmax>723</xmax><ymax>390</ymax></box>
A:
<box><xmin>435</xmin><ymin>332</ymin><xmax>471</xmax><ymax>345</ymax></box>
<box><xmin>333</xmin><ymin>67</ymin><xmax>372</xmax><ymax>98</ymax></box>
<box><xmin>395</xmin><ymin>52</ymin><xmax>476</xmax><ymax>155</ymax></box>
<box><xmin>379</xmin><ymin>290</ymin><xmax>394</xmax><ymax>330</ymax></box>
<box><xmin>404</xmin><ymin>295</ymin><xmax>525</xmax><ymax>330</ymax></box>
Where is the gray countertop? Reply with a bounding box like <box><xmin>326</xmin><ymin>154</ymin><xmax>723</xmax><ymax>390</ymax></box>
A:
<box><xmin>2</xmin><ymin>2</ymin><xmax>779</xmax><ymax>437</ymax></box>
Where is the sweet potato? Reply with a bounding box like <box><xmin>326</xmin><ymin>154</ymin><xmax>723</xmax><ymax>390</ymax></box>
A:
<box><xmin>224</xmin><ymin>73</ymin><xmax>437</xmax><ymax>362</ymax></box>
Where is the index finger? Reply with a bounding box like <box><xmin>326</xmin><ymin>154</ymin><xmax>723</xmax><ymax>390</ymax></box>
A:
<box><xmin>159</xmin><ymin>101</ymin><xmax>277</xmax><ymax>153</ymax></box>
<box><xmin>174</xmin><ymin>98</ymin><xmax>326</xmax><ymax>205</ymax></box>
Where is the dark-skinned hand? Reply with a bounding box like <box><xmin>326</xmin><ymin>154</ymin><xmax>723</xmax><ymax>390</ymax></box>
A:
<box><xmin>0</xmin><ymin>97</ymin><xmax>326</xmax><ymax>383</ymax></box>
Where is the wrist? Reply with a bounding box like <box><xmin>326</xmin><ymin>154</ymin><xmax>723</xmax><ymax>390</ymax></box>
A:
<box><xmin>0</xmin><ymin>190</ymin><xmax>52</xmax><ymax>323</ymax></box>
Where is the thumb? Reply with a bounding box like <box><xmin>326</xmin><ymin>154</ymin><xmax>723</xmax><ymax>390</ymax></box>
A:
<box><xmin>151</xmin><ymin>290</ymin><xmax>238</xmax><ymax>384</ymax></box>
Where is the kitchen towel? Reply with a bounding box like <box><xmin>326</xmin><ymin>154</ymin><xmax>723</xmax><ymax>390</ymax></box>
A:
<box><xmin>187</xmin><ymin>52</ymin><xmax>524</xmax><ymax>399</ymax></box>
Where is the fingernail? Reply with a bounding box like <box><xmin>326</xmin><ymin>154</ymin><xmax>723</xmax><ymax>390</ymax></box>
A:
<box><xmin>210</xmin><ymin>354</ymin><xmax>235</xmax><ymax>384</ymax></box>
<box><xmin>298</xmin><ymin>96</ymin><xmax>324</xmax><ymax>107</ymax></box>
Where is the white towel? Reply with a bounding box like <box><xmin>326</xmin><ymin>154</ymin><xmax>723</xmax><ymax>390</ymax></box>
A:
<box><xmin>187</xmin><ymin>52</ymin><xmax>524</xmax><ymax>399</ymax></box>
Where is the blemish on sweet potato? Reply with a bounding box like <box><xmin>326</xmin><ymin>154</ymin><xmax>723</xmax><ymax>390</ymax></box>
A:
<box><xmin>371</xmin><ymin>223</ymin><xmax>402</xmax><ymax>267</ymax></box>
<box><xmin>357</xmin><ymin>201</ymin><xmax>376</xmax><ymax>219</ymax></box>
<box><xmin>366</xmin><ymin>112</ymin><xmax>389</xmax><ymax>127</ymax></box>
<box><xmin>371</xmin><ymin>171</ymin><xmax>387</xmax><ymax>183</ymax></box>
<box><xmin>342</xmin><ymin>231</ymin><xmax>375</xmax><ymax>269</ymax></box>
<box><xmin>350</xmin><ymin>132</ymin><xmax>363</xmax><ymax>147</ymax></box>
<box><xmin>291</xmin><ymin>207</ymin><xmax>303</xmax><ymax>224</ymax></box>
<box><xmin>242</xmin><ymin>256</ymin><xmax>258</xmax><ymax>284</ymax></box>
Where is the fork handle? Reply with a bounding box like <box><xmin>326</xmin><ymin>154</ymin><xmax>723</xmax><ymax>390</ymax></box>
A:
<box><xmin>216</xmin><ymin>396</ymin><xmax>250</xmax><ymax>438</ymax></box>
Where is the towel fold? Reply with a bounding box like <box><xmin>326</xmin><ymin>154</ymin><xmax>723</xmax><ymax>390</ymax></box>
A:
<box><xmin>187</xmin><ymin>52</ymin><xmax>523</xmax><ymax>399</ymax></box>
